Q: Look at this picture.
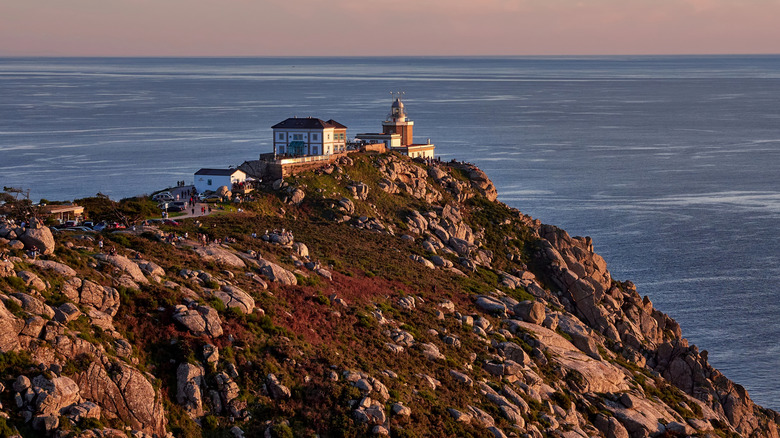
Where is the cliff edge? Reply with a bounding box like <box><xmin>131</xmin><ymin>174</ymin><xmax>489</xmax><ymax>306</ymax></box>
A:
<box><xmin>0</xmin><ymin>152</ymin><xmax>776</xmax><ymax>437</ymax></box>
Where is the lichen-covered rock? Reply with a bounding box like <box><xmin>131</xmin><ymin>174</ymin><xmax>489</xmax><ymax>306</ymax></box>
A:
<box><xmin>135</xmin><ymin>260</ymin><xmax>165</xmax><ymax>277</ymax></box>
<box><xmin>176</xmin><ymin>363</ymin><xmax>205</xmax><ymax>418</ymax></box>
<box><xmin>514</xmin><ymin>300</ymin><xmax>545</xmax><ymax>325</ymax></box>
<box><xmin>348</xmin><ymin>182</ymin><xmax>369</xmax><ymax>200</ymax></box>
<box><xmin>256</xmin><ymin>257</ymin><xmax>297</xmax><ymax>285</ymax></box>
<box><xmin>173</xmin><ymin>305</ymin><xmax>224</xmax><ymax>338</ymax></box>
<box><xmin>0</xmin><ymin>260</ymin><xmax>15</xmax><ymax>277</ymax></box>
<box><xmin>0</xmin><ymin>300</ymin><xmax>24</xmax><ymax>352</ymax></box>
<box><xmin>17</xmin><ymin>270</ymin><xmax>47</xmax><ymax>291</ymax></box>
<box><xmin>465</xmin><ymin>166</ymin><xmax>498</xmax><ymax>201</ymax></box>
<box><xmin>62</xmin><ymin>401</ymin><xmax>101</xmax><ymax>423</ymax></box>
<box><xmin>20</xmin><ymin>225</ymin><xmax>55</xmax><ymax>255</ymax></box>
<box><xmin>193</xmin><ymin>245</ymin><xmax>246</xmax><ymax>269</ymax></box>
<box><xmin>31</xmin><ymin>374</ymin><xmax>82</xmax><ymax>415</ymax></box>
<box><xmin>508</xmin><ymin>320</ymin><xmax>628</xmax><ymax>393</ymax></box>
<box><xmin>95</xmin><ymin>254</ymin><xmax>149</xmax><ymax>284</ymax></box>
<box><xmin>292</xmin><ymin>242</ymin><xmax>309</xmax><ymax>258</ymax></box>
<box><xmin>214</xmin><ymin>285</ymin><xmax>254</xmax><ymax>313</ymax></box>
<box><xmin>418</xmin><ymin>342</ymin><xmax>445</xmax><ymax>361</ymax></box>
<box><xmin>288</xmin><ymin>188</ymin><xmax>306</xmax><ymax>205</ymax></box>
<box><xmin>32</xmin><ymin>259</ymin><xmax>77</xmax><ymax>277</ymax></box>
<box><xmin>475</xmin><ymin>295</ymin><xmax>507</xmax><ymax>315</ymax></box>
<box><xmin>79</xmin><ymin>280</ymin><xmax>121</xmax><ymax>317</ymax></box>
<box><xmin>338</xmin><ymin>197</ymin><xmax>355</xmax><ymax>215</ymax></box>
<box><xmin>76</xmin><ymin>360</ymin><xmax>167</xmax><ymax>436</ymax></box>
<box><xmin>449</xmin><ymin>369</ymin><xmax>473</xmax><ymax>386</ymax></box>
<box><xmin>12</xmin><ymin>292</ymin><xmax>55</xmax><ymax>318</ymax></box>
<box><xmin>53</xmin><ymin>302</ymin><xmax>81</xmax><ymax>323</ymax></box>
<box><xmin>266</xmin><ymin>374</ymin><xmax>291</xmax><ymax>400</ymax></box>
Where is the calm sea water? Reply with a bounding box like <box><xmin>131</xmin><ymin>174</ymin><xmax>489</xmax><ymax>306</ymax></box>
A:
<box><xmin>2</xmin><ymin>56</ymin><xmax>780</xmax><ymax>408</ymax></box>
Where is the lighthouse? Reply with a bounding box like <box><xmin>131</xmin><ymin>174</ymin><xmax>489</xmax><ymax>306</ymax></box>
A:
<box><xmin>356</xmin><ymin>93</ymin><xmax>436</xmax><ymax>159</ymax></box>
<box><xmin>382</xmin><ymin>96</ymin><xmax>414</xmax><ymax>146</ymax></box>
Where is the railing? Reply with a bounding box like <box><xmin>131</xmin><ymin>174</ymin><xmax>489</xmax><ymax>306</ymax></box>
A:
<box><xmin>277</xmin><ymin>154</ymin><xmax>332</xmax><ymax>165</ymax></box>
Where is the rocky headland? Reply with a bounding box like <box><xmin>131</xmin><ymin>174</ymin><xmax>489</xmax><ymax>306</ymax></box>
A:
<box><xmin>0</xmin><ymin>153</ymin><xmax>777</xmax><ymax>437</ymax></box>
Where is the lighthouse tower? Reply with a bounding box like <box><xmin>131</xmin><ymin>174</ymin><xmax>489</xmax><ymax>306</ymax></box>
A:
<box><xmin>382</xmin><ymin>94</ymin><xmax>414</xmax><ymax>146</ymax></box>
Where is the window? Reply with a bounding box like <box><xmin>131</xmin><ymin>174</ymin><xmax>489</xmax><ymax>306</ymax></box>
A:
<box><xmin>278</xmin><ymin>133</ymin><xmax>284</xmax><ymax>140</ymax></box>
<box><xmin>312</xmin><ymin>133</ymin><xmax>318</xmax><ymax>141</ymax></box>
<box><xmin>207</xmin><ymin>179</ymin><xmax>212</xmax><ymax>186</ymax></box>
<box><xmin>313</xmin><ymin>147</ymin><xmax>318</xmax><ymax>155</ymax></box>
<box><xmin>292</xmin><ymin>134</ymin><xmax>303</xmax><ymax>141</ymax></box>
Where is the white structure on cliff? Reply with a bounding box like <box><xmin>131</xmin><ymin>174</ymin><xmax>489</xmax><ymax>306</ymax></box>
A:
<box><xmin>272</xmin><ymin>117</ymin><xmax>347</xmax><ymax>158</ymax></box>
<box><xmin>194</xmin><ymin>168</ymin><xmax>247</xmax><ymax>193</ymax></box>
<box><xmin>356</xmin><ymin>94</ymin><xmax>435</xmax><ymax>159</ymax></box>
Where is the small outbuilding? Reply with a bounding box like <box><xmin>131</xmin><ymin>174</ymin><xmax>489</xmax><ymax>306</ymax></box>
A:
<box><xmin>194</xmin><ymin>168</ymin><xmax>247</xmax><ymax>194</ymax></box>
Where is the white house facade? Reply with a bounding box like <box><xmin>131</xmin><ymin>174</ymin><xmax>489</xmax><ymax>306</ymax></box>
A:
<box><xmin>272</xmin><ymin>117</ymin><xmax>347</xmax><ymax>157</ymax></box>
<box><xmin>194</xmin><ymin>168</ymin><xmax>247</xmax><ymax>193</ymax></box>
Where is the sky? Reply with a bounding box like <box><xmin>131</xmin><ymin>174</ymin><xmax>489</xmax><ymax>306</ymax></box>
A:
<box><xmin>2</xmin><ymin>0</ymin><xmax>779</xmax><ymax>56</ymax></box>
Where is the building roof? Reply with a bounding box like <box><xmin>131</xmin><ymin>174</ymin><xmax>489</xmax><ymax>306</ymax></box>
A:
<box><xmin>272</xmin><ymin>117</ymin><xmax>347</xmax><ymax>130</ymax></box>
<box><xmin>194</xmin><ymin>168</ymin><xmax>243</xmax><ymax>176</ymax></box>
<box><xmin>45</xmin><ymin>204</ymin><xmax>84</xmax><ymax>214</ymax></box>
<box><xmin>325</xmin><ymin>119</ymin><xmax>348</xmax><ymax>129</ymax></box>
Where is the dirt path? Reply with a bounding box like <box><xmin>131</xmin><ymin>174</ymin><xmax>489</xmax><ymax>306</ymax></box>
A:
<box><xmin>158</xmin><ymin>185</ymin><xmax>220</xmax><ymax>219</ymax></box>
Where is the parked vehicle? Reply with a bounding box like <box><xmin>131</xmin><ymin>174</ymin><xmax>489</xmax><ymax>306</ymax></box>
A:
<box><xmin>162</xmin><ymin>219</ymin><xmax>180</xmax><ymax>226</ymax></box>
<box><xmin>169</xmin><ymin>201</ymin><xmax>187</xmax><ymax>212</ymax></box>
<box><xmin>65</xmin><ymin>226</ymin><xmax>94</xmax><ymax>232</ymax></box>
<box><xmin>152</xmin><ymin>192</ymin><xmax>174</xmax><ymax>202</ymax></box>
<box><xmin>200</xmin><ymin>195</ymin><xmax>222</xmax><ymax>203</ymax></box>
<box><xmin>83</xmin><ymin>221</ymin><xmax>95</xmax><ymax>228</ymax></box>
<box><xmin>64</xmin><ymin>220</ymin><xmax>78</xmax><ymax>227</ymax></box>
<box><xmin>92</xmin><ymin>222</ymin><xmax>107</xmax><ymax>231</ymax></box>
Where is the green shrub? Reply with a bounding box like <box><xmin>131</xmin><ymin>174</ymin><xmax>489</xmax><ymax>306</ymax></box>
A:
<box><xmin>355</xmin><ymin>312</ymin><xmax>375</xmax><ymax>329</ymax></box>
<box><xmin>271</xmin><ymin>423</ymin><xmax>294</xmax><ymax>438</ymax></box>
<box><xmin>295</xmin><ymin>274</ymin><xmax>321</xmax><ymax>287</ymax></box>
<box><xmin>314</xmin><ymin>292</ymin><xmax>330</xmax><ymax>305</ymax></box>
<box><xmin>202</xmin><ymin>415</ymin><xmax>219</xmax><ymax>430</ymax></box>
<box><xmin>0</xmin><ymin>351</ymin><xmax>34</xmax><ymax>377</ymax></box>
<box><xmin>3</xmin><ymin>298</ymin><xmax>25</xmax><ymax>318</ymax></box>
<box><xmin>552</xmin><ymin>390</ymin><xmax>573</xmax><ymax>410</ymax></box>
<box><xmin>208</xmin><ymin>297</ymin><xmax>227</xmax><ymax>313</ymax></box>
<box><xmin>0</xmin><ymin>416</ymin><xmax>18</xmax><ymax>436</ymax></box>
<box><xmin>2</xmin><ymin>276</ymin><xmax>26</xmax><ymax>292</ymax></box>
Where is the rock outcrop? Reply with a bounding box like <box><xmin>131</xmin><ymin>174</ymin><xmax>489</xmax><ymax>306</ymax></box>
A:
<box><xmin>173</xmin><ymin>304</ymin><xmax>224</xmax><ymax>338</ymax></box>
<box><xmin>77</xmin><ymin>360</ymin><xmax>167</xmax><ymax>436</ymax></box>
<box><xmin>19</xmin><ymin>223</ymin><xmax>56</xmax><ymax>255</ymax></box>
<box><xmin>0</xmin><ymin>154</ymin><xmax>775</xmax><ymax>438</ymax></box>
<box><xmin>193</xmin><ymin>245</ymin><xmax>246</xmax><ymax>269</ymax></box>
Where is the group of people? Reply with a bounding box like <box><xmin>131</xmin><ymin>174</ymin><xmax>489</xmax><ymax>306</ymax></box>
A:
<box><xmin>193</xmin><ymin>233</ymin><xmax>237</xmax><ymax>246</ymax></box>
<box><xmin>97</xmin><ymin>238</ymin><xmax>117</xmax><ymax>256</ymax></box>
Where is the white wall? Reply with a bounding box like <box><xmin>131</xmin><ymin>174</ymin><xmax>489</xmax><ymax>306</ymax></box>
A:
<box><xmin>273</xmin><ymin>127</ymin><xmax>337</xmax><ymax>156</ymax></box>
<box><xmin>194</xmin><ymin>171</ymin><xmax>246</xmax><ymax>194</ymax></box>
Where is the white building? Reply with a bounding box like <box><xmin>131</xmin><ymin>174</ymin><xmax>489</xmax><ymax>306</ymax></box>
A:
<box><xmin>194</xmin><ymin>168</ymin><xmax>247</xmax><ymax>194</ymax></box>
<box><xmin>272</xmin><ymin>117</ymin><xmax>347</xmax><ymax>157</ymax></box>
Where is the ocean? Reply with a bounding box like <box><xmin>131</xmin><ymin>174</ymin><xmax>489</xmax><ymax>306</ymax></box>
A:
<box><xmin>2</xmin><ymin>56</ymin><xmax>779</xmax><ymax>409</ymax></box>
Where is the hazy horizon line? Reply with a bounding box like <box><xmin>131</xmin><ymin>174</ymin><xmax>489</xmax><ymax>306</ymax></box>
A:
<box><xmin>2</xmin><ymin>53</ymin><xmax>780</xmax><ymax>59</ymax></box>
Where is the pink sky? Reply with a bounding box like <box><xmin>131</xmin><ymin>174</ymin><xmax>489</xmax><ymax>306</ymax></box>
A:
<box><xmin>2</xmin><ymin>0</ymin><xmax>779</xmax><ymax>56</ymax></box>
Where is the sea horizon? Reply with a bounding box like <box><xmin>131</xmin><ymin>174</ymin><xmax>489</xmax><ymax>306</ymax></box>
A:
<box><xmin>2</xmin><ymin>55</ymin><xmax>780</xmax><ymax>409</ymax></box>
